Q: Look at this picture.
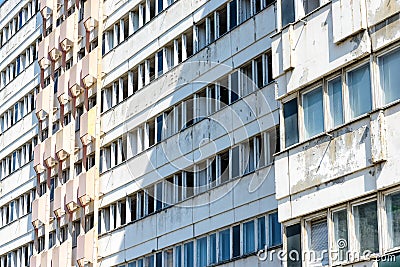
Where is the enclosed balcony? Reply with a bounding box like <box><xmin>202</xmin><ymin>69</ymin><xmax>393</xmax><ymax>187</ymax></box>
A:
<box><xmin>52</xmin><ymin>240</ymin><xmax>70</xmax><ymax>266</ymax></box>
<box><xmin>77</xmin><ymin>229</ymin><xmax>95</xmax><ymax>267</ymax></box>
<box><xmin>41</xmin><ymin>251</ymin><xmax>49</xmax><ymax>267</ymax></box>
<box><xmin>83</xmin><ymin>0</ymin><xmax>99</xmax><ymax>31</ymax></box>
<box><xmin>81</xmin><ymin>50</ymin><xmax>97</xmax><ymax>88</ymax></box>
<box><xmin>60</xmin><ymin>15</ymin><xmax>75</xmax><ymax>51</ymax></box>
<box><xmin>44</xmin><ymin>136</ymin><xmax>57</xmax><ymax>167</ymax></box>
<box><xmin>56</xmin><ymin>124</ymin><xmax>73</xmax><ymax>160</ymax></box>
<box><xmin>40</xmin><ymin>0</ymin><xmax>53</xmax><ymax>18</ymax></box>
<box><xmin>29</xmin><ymin>254</ymin><xmax>38</xmax><ymax>267</ymax></box>
<box><xmin>35</xmin><ymin>85</ymin><xmax>51</xmax><ymax>120</ymax></box>
<box><xmin>68</xmin><ymin>61</ymin><xmax>83</xmax><ymax>97</ymax></box>
<box><xmin>78</xmin><ymin>167</ymin><xmax>95</xmax><ymax>206</ymax></box>
<box><xmin>48</xmin><ymin>28</ymin><xmax>61</xmax><ymax>61</ymax></box>
<box><xmin>80</xmin><ymin>106</ymin><xmax>96</xmax><ymax>145</ymax></box>
<box><xmin>32</xmin><ymin>194</ymin><xmax>47</xmax><ymax>228</ymax></box>
<box><xmin>53</xmin><ymin>183</ymin><xmax>66</xmax><ymax>217</ymax></box>
<box><xmin>38</xmin><ymin>38</ymin><xmax>50</xmax><ymax>69</ymax></box>
<box><xmin>34</xmin><ymin>143</ymin><xmax>46</xmax><ymax>173</ymax></box>
<box><xmin>57</xmin><ymin>71</ymin><xmax>70</xmax><ymax>105</ymax></box>
<box><xmin>65</xmin><ymin>178</ymin><xmax>78</xmax><ymax>212</ymax></box>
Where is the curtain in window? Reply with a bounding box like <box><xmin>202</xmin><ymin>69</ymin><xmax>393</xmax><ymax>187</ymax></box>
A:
<box><xmin>184</xmin><ymin>242</ymin><xmax>194</xmax><ymax>267</ymax></box>
<box><xmin>353</xmin><ymin>201</ymin><xmax>379</xmax><ymax>253</ymax></box>
<box><xmin>303</xmin><ymin>87</ymin><xmax>324</xmax><ymax>138</ymax></box>
<box><xmin>328</xmin><ymin>77</ymin><xmax>343</xmax><ymax>128</ymax></box>
<box><xmin>243</xmin><ymin>221</ymin><xmax>255</xmax><ymax>254</ymax></box>
<box><xmin>310</xmin><ymin>220</ymin><xmax>329</xmax><ymax>265</ymax></box>
<box><xmin>258</xmin><ymin>217</ymin><xmax>266</xmax><ymax>250</ymax></box>
<box><xmin>197</xmin><ymin>237</ymin><xmax>207</xmax><ymax>267</ymax></box>
<box><xmin>209</xmin><ymin>234</ymin><xmax>217</xmax><ymax>264</ymax></box>
<box><xmin>386</xmin><ymin>192</ymin><xmax>400</xmax><ymax>248</ymax></box>
<box><xmin>347</xmin><ymin>65</ymin><xmax>372</xmax><ymax>118</ymax></box>
<box><xmin>380</xmin><ymin>50</ymin><xmax>400</xmax><ymax>104</ymax></box>
<box><xmin>269</xmin><ymin>212</ymin><xmax>282</xmax><ymax>247</ymax></box>
<box><xmin>219</xmin><ymin>229</ymin><xmax>230</xmax><ymax>262</ymax></box>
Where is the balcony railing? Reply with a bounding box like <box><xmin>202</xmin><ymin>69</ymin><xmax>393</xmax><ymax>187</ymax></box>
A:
<box><xmin>53</xmin><ymin>183</ymin><xmax>66</xmax><ymax>218</ymax></box>
<box><xmin>32</xmin><ymin>193</ymin><xmax>48</xmax><ymax>228</ymax></box>
<box><xmin>83</xmin><ymin>0</ymin><xmax>99</xmax><ymax>31</ymax></box>
<box><xmin>35</xmin><ymin>85</ymin><xmax>51</xmax><ymax>120</ymax></box>
<box><xmin>34</xmin><ymin>143</ymin><xmax>46</xmax><ymax>173</ymax></box>
<box><xmin>78</xmin><ymin>167</ymin><xmax>96</xmax><ymax>206</ymax></box>
<box><xmin>60</xmin><ymin>15</ymin><xmax>75</xmax><ymax>52</ymax></box>
<box><xmin>76</xmin><ymin>228</ymin><xmax>95</xmax><ymax>267</ymax></box>
<box><xmin>80</xmin><ymin>106</ymin><xmax>97</xmax><ymax>145</ymax></box>
<box><xmin>56</xmin><ymin>123</ymin><xmax>73</xmax><ymax>160</ymax></box>
<box><xmin>65</xmin><ymin>178</ymin><xmax>78</xmax><ymax>212</ymax></box>
<box><xmin>81</xmin><ymin>49</ymin><xmax>97</xmax><ymax>88</ymax></box>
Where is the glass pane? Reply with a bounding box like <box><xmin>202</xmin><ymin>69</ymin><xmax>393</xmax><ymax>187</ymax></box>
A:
<box><xmin>243</xmin><ymin>221</ymin><xmax>255</xmax><ymax>254</ymax></box>
<box><xmin>269</xmin><ymin>212</ymin><xmax>282</xmax><ymax>247</ymax></box>
<box><xmin>282</xmin><ymin>0</ymin><xmax>295</xmax><ymax>26</ymax></box>
<box><xmin>287</xmin><ymin>224</ymin><xmax>302</xmax><ymax>267</ymax></box>
<box><xmin>232</xmin><ymin>225</ymin><xmax>240</xmax><ymax>258</ymax></box>
<box><xmin>258</xmin><ymin>217</ymin><xmax>266</xmax><ymax>250</ymax></box>
<box><xmin>303</xmin><ymin>87</ymin><xmax>324</xmax><ymax>139</ymax></box>
<box><xmin>332</xmin><ymin>209</ymin><xmax>348</xmax><ymax>262</ymax></box>
<box><xmin>175</xmin><ymin>246</ymin><xmax>181</xmax><ymax>267</ymax></box>
<box><xmin>379</xmin><ymin>49</ymin><xmax>400</xmax><ymax>104</ymax></box>
<box><xmin>231</xmin><ymin>146</ymin><xmax>240</xmax><ymax>178</ymax></box>
<box><xmin>219</xmin><ymin>229</ymin><xmax>230</xmax><ymax>262</ymax></box>
<box><xmin>209</xmin><ymin>234</ymin><xmax>217</xmax><ymax>264</ymax></box>
<box><xmin>197</xmin><ymin>237</ymin><xmax>207</xmax><ymax>267</ymax></box>
<box><xmin>310</xmin><ymin>220</ymin><xmax>329</xmax><ymax>265</ymax></box>
<box><xmin>184</xmin><ymin>242</ymin><xmax>194</xmax><ymax>267</ymax></box>
<box><xmin>347</xmin><ymin>64</ymin><xmax>372</xmax><ymax>118</ymax></box>
<box><xmin>284</xmin><ymin>98</ymin><xmax>299</xmax><ymax>147</ymax></box>
<box><xmin>328</xmin><ymin>77</ymin><xmax>343</xmax><ymax>128</ymax></box>
<box><xmin>164</xmin><ymin>248</ymin><xmax>173</xmax><ymax>267</ymax></box>
<box><xmin>386</xmin><ymin>192</ymin><xmax>400</xmax><ymax>248</ymax></box>
<box><xmin>353</xmin><ymin>201</ymin><xmax>379</xmax><ymax>253</ymax></box>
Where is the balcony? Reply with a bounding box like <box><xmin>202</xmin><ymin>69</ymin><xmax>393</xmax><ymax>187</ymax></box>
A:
<box><xmin>40</xmin><ymin>0</ymin><xmax>53</xmax><ymax>18</ymax></box>
<box><xmin>34</xmin><ymin>143</ymin><xmax>46</xmax><ymax>173</ymax></box>
<box><xmin>81</xmin><ymin>50</ymin><xmax>97</xmax><ymax>88</ymax></box>
<box><xmin>78</xmin><ymin>167</ymin><xmax>95</xmax><ymax>206</ymax></box>
<box><xmin>60</xmin><ymin>15</ymin><xmax>75</xmax><ymax>51</ymax></box>
<box><xmin>41</xmin><ymin>251</ymin><xmax>49</xmax><ymax>267</ymax></box>
<box><xmin>32</xmin><ymin>194</ymin><xmax>48</xmax><ymax>228</ymax></box>
<box><xmin>48</xmin><ymin>28</ymin><xmax>62</xmax><ymax>61</ymax></box>
<box><xmin>83</xmin><ymin>0</ymin><xmax>99</xmax><ymax>31</ymax></box>
<box><xmin>56</xmin><ymin>124</ymin><xmax>73</xmax><ymax>160</ymax></box>
<box><xmin>68</xmin><ymin>61</ymin><xmax>83</xmax><ymax>97</ymax></box>
<box><xmin>57</xmin><ymin>71</ymin><xmax>70</xmax><ymax>104</ymax></box>
<box><xmin>52</xmin><ymin>240</ymin><xmax>70</xmax><ymax>266</ymax></box>
<box><xmin>53</xmin><ymin>183</ymin><xmax>66</xmax><ymax>217</ymax></box>
<box><xmin>38</xmin><ymin>38</ymin><xmax>50</xmax><ymax>69</ymax></box>
<box><xmin>76</xmin><ymin>229</ymin><xmax>95</xmax><ymax>267</ymax></box>
<box><xmin>66</xmin><ymin>178</ymin><xmax>78</xmax><ymax>212</ymax></box>
<box><xmin>44</xmin><ymin>136</ymin><xmax>57</xmax><ymax>167</ymax></box>
<box><xmin>29</xmin><ymin>254</ymin><xmax>38</xmax><ymax>267</ymax></box>
<box><xmin>36</xmin><ymin>85</ymin><xmax>51</xmax><ymax>120</ymax></box>
<box><xmin>80</xmin><ymin>106</ymin><xmax>96</xmax><ymax>145</ymax></box>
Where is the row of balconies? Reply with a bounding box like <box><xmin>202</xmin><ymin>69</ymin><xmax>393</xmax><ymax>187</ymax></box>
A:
<box><xmin>33</xmin><ymin>105</ymin><xmax>97</xmax><ymax>173</ymax></box>
<box><xmin>31</xmin><ymin>167</ymin><xmax>96</xmax><ymax>228</ymax></box>
<box><xmin>30</xmin><ymin>230</ymin><xmax>95</xmax><ymax>267</ymax></box>
<box><xmin>39</xmin><ymin>0</ymin><xmax>99</xmax><ymax>31</ymax></box>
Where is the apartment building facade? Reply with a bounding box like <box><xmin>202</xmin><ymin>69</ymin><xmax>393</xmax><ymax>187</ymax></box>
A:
<box><xmin>1</xmin><ymin>0</ymin><xmax>399</xmax><ymax>267</ymax></box>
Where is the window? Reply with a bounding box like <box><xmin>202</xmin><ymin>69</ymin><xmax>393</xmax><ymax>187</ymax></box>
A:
<box><xmin>219</xmin><ymin>229</ymin><xmax>230</xmax><ymax>262</ymax></box>
<box><xmin>258</xmin><ymin>216</ymin><xmax>266</xmax><ymax>250</ymax></box>
<box><xmin>379</xmin><ymin>49</ymin><xmax>400</xmax><ymax>105</ymax></box>
<box><xmin>228</xmin><ymin>0</ymin><xmax>237</xmax><ymax>30</ymax></box>
<box><xmin>183</xmin><ymin>242</ymin><xmax>193</xmax><ymax>267</ymax></box>
<box><xmin>175</xmin><ymin>245</ymin><xmax>182</xmax><ymax>267</ymax></box>
<box><xmin>269</xmin><ymin>212</ymin><xmax>282</xmax><ymax>247</ymax></box>
<box><xmin>303</xmin><ymin>0</ymin><xmax>320</xmax><ymax>14</ymax></box>
<box><xmin>243</xmin><ymin>221</ymin><xmax>255</xmax><ymax>254</ymax></box>
<box><xmin>209</xmin><ymin>234</ymin><xmax>217</xmax><ymax>264</ymax></box>
<box><xmin>327</xmin><ymin>77</ymin><xmax>343</xmax><ymax>128</ymax></box>
<box><xmin>303</xmin><ymin>87</ymin><xmax>324</xmax><ymax>138</ymax></box>
<box><xmin>332</xmin><ymin>209</ymin><xmax>348</xmax><ymax>262</ymax></box>
<box><xmin>309</xmin><ymin>219</ymin><xmax>328</xmax><ymax>265</ymax></box>
<box><xmin>282</xmin><ymin>0</ymin><xmax>295</xmax><ymax>26</ymax></box>
<box><xmin>353</xmin><ymin>201</ymin><xmax>379</xmax><ymax>253</ymax></box>
<box><xmin>164</xmin><ymin>248</ymin><xmax>173</xmax><ymax>267</ymax></box>
<box><xmin>286</xmin><ymin>224</ymin><xmax>302</xmax><ymax>267</ymax></box>
<box><xmin>197</xmin><ymin>237</ymin><xmax>207</xmax><ymax>267</ymax></box>
<box><xmin>232</xmin><ymin>225</ymin><xmax>240</xmax><ymax>258</ymax></box>
<box><xmin>283</xmin><ymin>98</ymin><xmax>299</xmax><ymax>147</ymax></box>
<box><xmin>386</xmin><ymin>192</ymin><xmax>400</xmax><ymax>249</ymax></box>
<box><xmin>231</xmin><ymin>146</ymin><xmax>240</xmax><ymax>178</ymax></box>
<box><xmin>347</xmin><ymin>64</ymin><xmax>372</xmax><ymax>119</ymax></box>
